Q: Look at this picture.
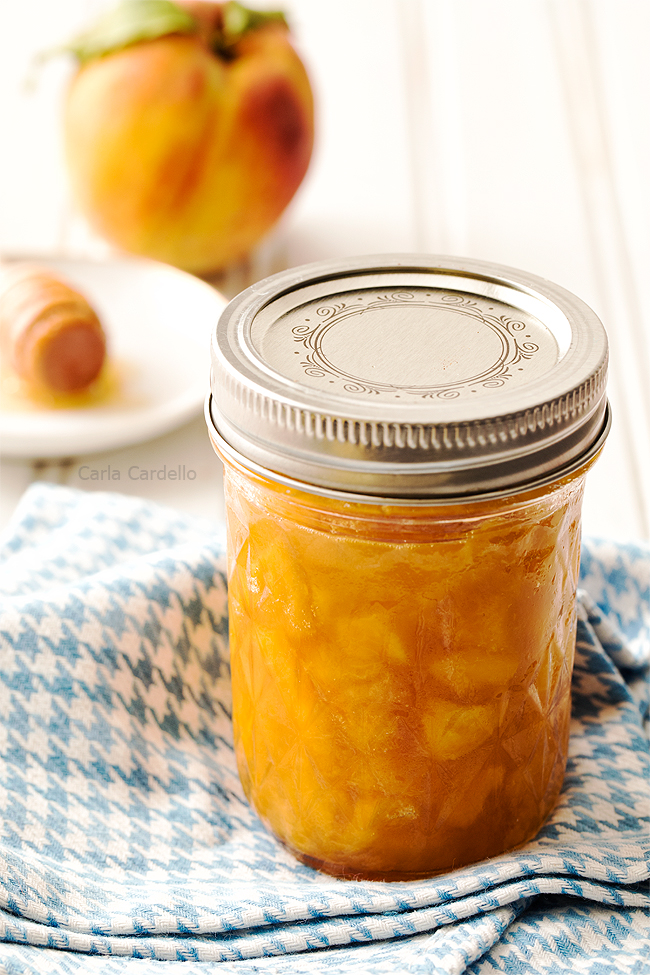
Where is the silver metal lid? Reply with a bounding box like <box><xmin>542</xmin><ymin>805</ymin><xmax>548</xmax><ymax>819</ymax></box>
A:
<box><xmin>208</xmin><ymin>254</ymin><xmax>609</xmax><ymax>499</ymax></box>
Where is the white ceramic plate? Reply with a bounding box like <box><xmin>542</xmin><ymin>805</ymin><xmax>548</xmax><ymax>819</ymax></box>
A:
<box><xmin>0</xmin><ymin>256</ymin><xmax>227</xmax><ymax>458</ymax></box>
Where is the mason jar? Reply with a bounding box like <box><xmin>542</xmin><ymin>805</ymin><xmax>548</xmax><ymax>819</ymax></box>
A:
<box><xmin>205</xmin><ymin>255</ymin><xmax>610</xmax><ymax>881</ymax></box>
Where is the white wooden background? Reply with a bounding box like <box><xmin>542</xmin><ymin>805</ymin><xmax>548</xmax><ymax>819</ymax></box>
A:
<box><xmin>1</xmin><ymin>0</ymin><xmax>649</xmax><ymax>541</ymax></box>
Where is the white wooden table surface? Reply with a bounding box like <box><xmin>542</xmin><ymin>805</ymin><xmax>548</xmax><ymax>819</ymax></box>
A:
<box><xmin>1</xmin><ymin>0</ymin><xmax>649</xmax><ymax>541</ymax></box>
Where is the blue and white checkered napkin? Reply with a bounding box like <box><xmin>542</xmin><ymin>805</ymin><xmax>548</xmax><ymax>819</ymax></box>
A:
<box><xmin>0</xmin><ymin>483</ymin><xmax>647</xmax><ymax>975</ymax></box>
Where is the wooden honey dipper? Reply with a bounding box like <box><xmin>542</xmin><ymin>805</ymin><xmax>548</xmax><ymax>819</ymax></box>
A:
<box><xmin>0</xmin><ymin>262</ymin><xmax>106</xmax><ymax>395</ymax></box>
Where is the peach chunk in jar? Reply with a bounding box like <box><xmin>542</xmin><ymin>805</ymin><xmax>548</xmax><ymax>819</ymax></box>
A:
<box><xmin>225</xmin><ymin>463</ymin><xmax>585</xmax><ymax>880</ymax></box>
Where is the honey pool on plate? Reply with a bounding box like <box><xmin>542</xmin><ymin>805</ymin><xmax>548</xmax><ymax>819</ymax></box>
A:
<box><xmin>0</xmin><ymin>359</ymin><xmax>122</xmax><ymax>411</ymax></box>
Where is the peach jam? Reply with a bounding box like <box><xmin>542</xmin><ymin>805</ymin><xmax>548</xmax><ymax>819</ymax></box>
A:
<box><xmin>206</xmin><ymin>255</ymin><xmax>610</xmax><ymax>880</ymax></box>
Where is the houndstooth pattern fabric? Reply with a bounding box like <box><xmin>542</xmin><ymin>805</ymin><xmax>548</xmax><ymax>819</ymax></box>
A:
<box><xmin>0</xmin><ymin>484</ymin><xmax>647</xmax><ymax>975</ymax></box>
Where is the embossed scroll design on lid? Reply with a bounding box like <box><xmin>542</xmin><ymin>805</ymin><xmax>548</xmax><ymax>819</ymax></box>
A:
<box><xmin>291</xmin><ymin>291</ymin><xmax>540</xmax><ymax>398</ymax></box>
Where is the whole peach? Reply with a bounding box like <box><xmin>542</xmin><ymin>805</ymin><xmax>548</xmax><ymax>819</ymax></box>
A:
<box><xmin>63</xmin><ymin>1</ymin><xmax>314</xmax><ymax>274</ymax></box>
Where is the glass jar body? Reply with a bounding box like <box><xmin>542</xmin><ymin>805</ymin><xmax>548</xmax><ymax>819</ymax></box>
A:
<box><xmin>222</xmin><ymin>460</ymin><xmax>589</xmax><ymax>880</ymax></box>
